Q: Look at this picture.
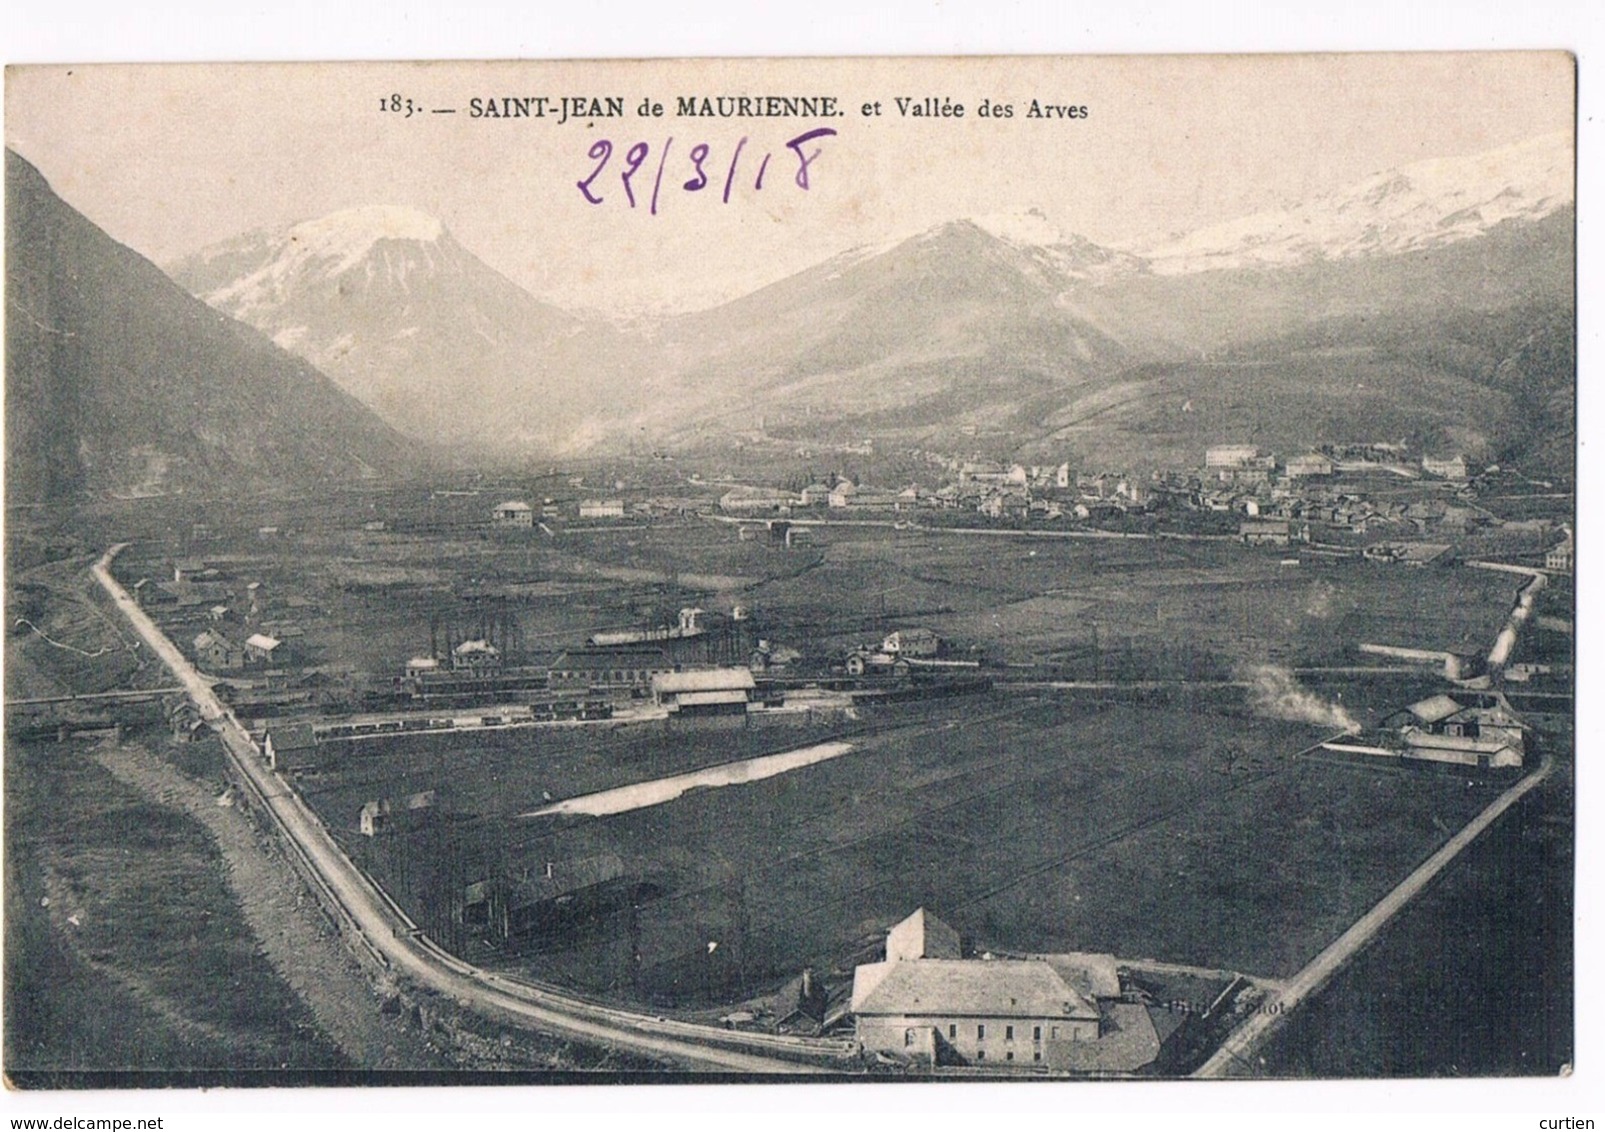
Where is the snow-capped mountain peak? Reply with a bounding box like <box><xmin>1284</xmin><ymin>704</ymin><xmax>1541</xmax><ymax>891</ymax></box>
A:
<box><xmin>195</xmin><ymin>205</ymin><xmax>451</xmax><ymax>316</ymax></box>
<box><xmin>952</xmin><ymin>208</ymin><xmax>1143</xmax><ymax>283</ymax></box>
<box><xmin>971</xmin><ymin>207</ymin><xmax>1070</xmax><ymax>246</ymax></box>
<box><xmin>1133</xmin><ymin>130</ymin><xmax>1572</xmax><ymax>276</ymax></box>
<box><xmin>167</xmin><ymin>203</ymin><xmax>600</xmax><ymax>453</ymax></box>
<box><xmin>284</xmin><ymin>205</ymin><xmax>444</xmax><ymax>273</ymax></box>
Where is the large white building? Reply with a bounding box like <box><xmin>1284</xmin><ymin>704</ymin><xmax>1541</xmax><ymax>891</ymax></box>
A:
<box><xmin>1421</xmin><ymin>454</ymin><xmax>1470</xmax><ymax>480</ymax></box>
<box><xmin>1205</xmin><ymin>444</ymin><xmax>1262</xmax><ymax>469</ymax></box>
<box><xmin>578</xmin><ymin>499</ymin><xmax>626</xmax><ymax>519</ymax></box>
<box><xmin>1284</xmin><ymin>452</ymin><xmax>1334</xmax><ymax>477</ymax></box>
<box><xmin>851</xmin><ymin>908</ymin><xmax>1108</xmax><ymax>1069</ymax></box>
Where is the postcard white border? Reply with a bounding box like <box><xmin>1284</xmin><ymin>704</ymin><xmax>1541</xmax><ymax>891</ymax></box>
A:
<box><xmin>0</xmin><ymin>2</ymin><xmax>1599</xmax><ymax>1128</ymax></box>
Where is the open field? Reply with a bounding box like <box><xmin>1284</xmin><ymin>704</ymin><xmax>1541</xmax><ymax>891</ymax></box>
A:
<box><xmin>739</xmin><ymin>527</ymin><xmax>1519</xmax><ymax>666</ymax></box>
<box><xmin>300</xmin><ymin>691</ymin><xmax>1505</xmax><ymax>1009</ymax></box>
<box><xmin>110</xmin><ymin>499</ymin><xmax>1522</xmax><ymax>688</ymax></box>
<box><xmin>300</xmin><ymin>715</ymin><xmax>860</xmax><ymax>828</ymax></box>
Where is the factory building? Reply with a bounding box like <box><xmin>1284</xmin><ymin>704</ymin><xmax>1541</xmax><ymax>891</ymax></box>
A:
<box><xmin>1284</xmin><ymin>452</ymin><xmax>1334</xmax><ymax>477</ymax></box>
<box><xmin>1325</xmin><ymin>692</ymin><xmax>1529</xmax><ymax>771</ymax></box>
<box><xmin>451</xmin><ymin>639</ymin><xmax>502</xmax><ymax>671</ymax></box>
<box><xmin>719</xmin><ymin>487</ymin><xmax>794</xmax><ymax>514</ymax></box>
<box><xmin>578</xmin><ymin>499</ymin><xmax>627</xmax><ymax>519</ymax></box>
<box><xmin>1206</xmin><ymin>445</ymin><xmax>1262</xmax><ymax>469</ymax></box>
<box><xmin>459</xmin><ymin>854</ymin><xmax>630</xmax><ymax>941</ymax></box>
<box><xmin>1379</xmin><ymin>692</ymin><xmax>1528</xmax><ymax>769</ymax></box>
<box><xmin>1239</xmin><ymin>519</ymin><xmax>1292</xmax><ymax>547</ymax></box>
<box><xmin>547</xmin><ymin>647</ymin><xmax>674</xmax><ymax>695</ymax></box>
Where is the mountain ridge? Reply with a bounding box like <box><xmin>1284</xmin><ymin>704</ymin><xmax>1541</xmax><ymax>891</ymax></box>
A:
<box><xmin>168</xmin><ymin>209</ymin><xmax>628</xmax><ymax>454</ymax></box>
<box><xmin>157</xmin><ymin>130</ymin><xmax>1574</xmax><ymax>472</ymax></box>
<box><xmin>1129</xmin><ymin>130</ymin><xmax>1572</xmax><ymax>275</ymax></box>
<box><xmin>4</xmin><ymin>149</ymin><xmax>416</xmax><ymax>504</ymax></box>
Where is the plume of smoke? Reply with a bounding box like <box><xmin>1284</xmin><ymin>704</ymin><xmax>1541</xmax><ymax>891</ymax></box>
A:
<box><xmin>1239</xmin><ymin>663</ymin><xmax>1360</xmax><ymax>733</ymax></box>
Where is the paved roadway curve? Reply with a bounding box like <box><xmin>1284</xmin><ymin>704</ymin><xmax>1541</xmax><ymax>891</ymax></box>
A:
<box><xmin>92</xmin><ymin>546</ymin><xmax>847</xmax><ymax>1075</ymax></box>
<box><xmin>1194</xmin><ymin>749</ymin><xmax>1555</xmax><ymax>1078</ymax></box>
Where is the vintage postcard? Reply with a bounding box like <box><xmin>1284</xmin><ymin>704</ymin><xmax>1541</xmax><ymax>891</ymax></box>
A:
<box><xmin>2</xmin><ymin>54</ymin><xmax>1575</xmax><ymax>1087</ymax></box>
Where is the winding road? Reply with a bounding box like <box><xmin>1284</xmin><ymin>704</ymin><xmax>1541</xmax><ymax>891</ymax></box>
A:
<box><xmin>92</xmin><ymin>546</ymin><xmax>851</xmax><ymax>1075</ymax></box>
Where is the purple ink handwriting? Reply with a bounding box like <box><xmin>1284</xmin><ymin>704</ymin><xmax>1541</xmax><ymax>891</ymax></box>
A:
<box><xmin>577</xmin><ymin>129</ymin><xmax>838</xmax><ymax>213</ymax></box>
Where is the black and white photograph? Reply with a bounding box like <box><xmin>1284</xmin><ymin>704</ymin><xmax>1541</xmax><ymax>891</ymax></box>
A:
<box><xmin>0</xmin><ymin>46</ymin><xmax>1580</xmax><ymax>1105</ymax></box>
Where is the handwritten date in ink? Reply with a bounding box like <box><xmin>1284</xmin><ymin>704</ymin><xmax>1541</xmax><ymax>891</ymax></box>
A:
<box><xmin>576</xmin><ymin>129</ymin><xmax>838</xmax><ymax>213</ymax></box>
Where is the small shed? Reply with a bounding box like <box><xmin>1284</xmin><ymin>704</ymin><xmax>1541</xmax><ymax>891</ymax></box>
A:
<box><xmin>359</xmin><ymin>799</ymin><xmax>389</xmax><ymax>836</ymax></box>
<box><xmin>245</xmin><ymin>632</ymin><xmax>283</xmax><ymax>664</ymax></box>
<box><xmin>263</xmin><ymin>723</ymin><xmax>318</xmax><ymax>771</ymax></box>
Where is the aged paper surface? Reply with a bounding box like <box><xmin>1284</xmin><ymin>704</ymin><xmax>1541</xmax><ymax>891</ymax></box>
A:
<box><xmin>3</xmin><ymin>54</ymin><xmax>1575</xmax><ymax>1088</ymax></box>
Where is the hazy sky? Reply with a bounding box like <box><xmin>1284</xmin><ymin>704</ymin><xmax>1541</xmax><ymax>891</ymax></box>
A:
<box><xmin>6</xmin><ymin>53</ymin><xmax>1573</xmax><ymax>312</ymax></box>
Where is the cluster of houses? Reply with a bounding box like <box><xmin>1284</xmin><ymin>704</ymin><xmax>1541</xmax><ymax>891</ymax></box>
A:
<box><xmin>709</xmin><ymin>441</ymin><xmax>1491</xmax><ymax>528</ymax></box>
<box><xmin>1321</xmin><ymin>691</ymin><xmax>1530</xmax><ymax>771</ymax></box>
<box><xmin>1192</xmin><ymin>444</ymin><xmax>1493</xmax><ymax>544</ymax></box>
<box><xmin>488</xmin><ymin>440</ymin><xmax>1567</xmax><ymax>574</ymax></box>
<box><xmin>492</xmin><ymin>497</ymin><xmax>631</xmax><ymax>524</ymax></box>
<box><xmin>1206</xmin><ymin>443</ymin><xmax>1468</xmax><ymax>483</ymax></box>
<box><xmin>193</xmin><ymin>627</ymin><xmax>285</xmax><ymax>672</ymax></box>
<box><xmin>129</xmin><ymin>557</ymin><xmax>305</xmax><ymax>676</ymax></box>
<box><xmin>1232</xmin><ymin>496</ymin><xmax>1495</xmax><ymax>550</ymax></box>
<box><xmin>720</xmin><ymin>465</ymin><xmax>1148</xmax><ymax>522</ymax></box>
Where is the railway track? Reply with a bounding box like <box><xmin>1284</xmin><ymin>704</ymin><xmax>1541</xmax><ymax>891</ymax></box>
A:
<box><xmin>91</xmin><ymin>545</ymin><xmax>854</xmax><ymax>1075</ymax></box>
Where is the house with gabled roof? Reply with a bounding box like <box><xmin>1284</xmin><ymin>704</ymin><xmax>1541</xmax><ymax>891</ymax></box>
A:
<box><xmin>263</xmin><ymin>723</ymin><xmax>318</xmax><ymax>771</ymax></box>
<box><xmin>492</xmin><ymin>500</ymin><xmax>534</xmax><ymax>527</ymax></box>
<box><xmin>852</xmin><ymin>957</ymin><xmax>1102</xmax><ymax>1067</ymax></box>
<box><xmin>193</xmin><ymin>629</ymin><xmax>244</xmax><ymax>671</ymax></box>
<box><xmin>244</xmin><ymin>632</ymin><xmax>283</xmax><ymax>664</ymax></box>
